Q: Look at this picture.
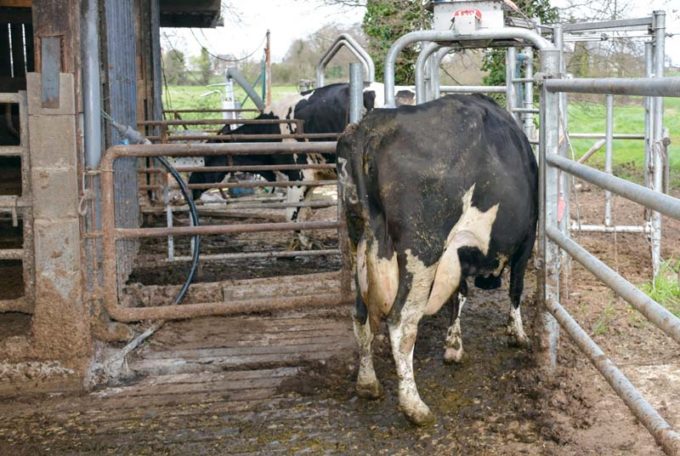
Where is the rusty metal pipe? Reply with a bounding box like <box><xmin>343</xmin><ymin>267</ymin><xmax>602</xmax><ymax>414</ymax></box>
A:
<box><xmin>147</xmin><ymin>133</ymin><xmax>340</xmax><ymax>142</ymax></box>
<box><xmin>105</xmin><ymin>142</ymin><xmax>337</xmax><ymax>158</ymax></box>
<box><xmin>163</xmin><ymin>109</ymin><xmax>259</xmax><ymax>114</ymax></box>
<box><xmin>140</xmin><ymin>199</ymin><xmax>336</xmax><ymax>213</ymax></box>
<box><xmin>115</xmin><ymin>220</ymin><xmax>339</xmax><ymax>239</ymax></box>
<box><xmin>177</xmin><ymin>163</ymin><xmax>336</xmax><ymax>173</ymax></box>
<box><xmin>138</xmin><ymin>118</ymin><xmax>299</xmax><ymax>126</ymax></box>
<box><xmin>138</xmin><ymin>163</ymin><xmax>336</xmax><ymax>174</ymax></box>
<box><xmin>182</xmin><ymin>180</ymin><xmax>336</xmax><ymax>190</ymax></box>
<box><xmin>139</xmin><ymin>249</ymin><xmax>341</xmax><ymax>264</ymax></box>
<box><xmin>100</xmin><ymin>141</ymin><xmax>342</xmax><ymax>323</ymax></box>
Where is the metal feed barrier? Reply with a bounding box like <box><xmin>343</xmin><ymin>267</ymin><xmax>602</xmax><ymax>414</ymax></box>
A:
<box><xmin>135</xmin><ymin>116</ymin><xmax>341</xmax><ymax>262</ymax></box>
<box><xmin>379</xmin><ymin>5</ymin><xmax>680</xmax><ymax>453</ymax></box>
<box><xmin>99</xmin><ymin>141</ymin><xmax>353</xmax><ymax>322</ymax></box>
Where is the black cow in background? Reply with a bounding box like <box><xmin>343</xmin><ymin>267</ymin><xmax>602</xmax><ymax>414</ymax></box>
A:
<box><xmin>187</xmin><ymin>112</ymin><xmax>297</xmax><ymax>201</ymax></box>
<box><xmin>337</xmin><ymin>94</ymin><xmax>538</xmax><ymax>425</ymax></box>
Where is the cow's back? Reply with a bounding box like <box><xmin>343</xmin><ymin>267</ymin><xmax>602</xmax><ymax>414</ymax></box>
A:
<box><xmin>338</xmin><ymin>94</ymin><xmax>538</xmax><ymax>267</ymax></box>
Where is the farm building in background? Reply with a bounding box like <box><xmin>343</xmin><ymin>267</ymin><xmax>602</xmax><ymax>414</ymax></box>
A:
<box><xmin>0</xmin><ymin>0</ymin><xmax>221</xmax><ymax>393</ymax></box>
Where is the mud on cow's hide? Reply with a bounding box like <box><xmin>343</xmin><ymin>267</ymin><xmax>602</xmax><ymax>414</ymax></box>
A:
<box><xmin>337</xmin><ymin>94</ymin><xmax>538</xmax><ymax>425</ymax></box>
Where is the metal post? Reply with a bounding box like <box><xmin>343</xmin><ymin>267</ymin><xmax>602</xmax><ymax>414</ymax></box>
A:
<box><xmin>553</xmin><ymin>25</ymin><xmax>570</xmax><ymax>265</ymax></box>
<box><xmin>433</xmin><ymin>47</ymin><xmax>450</xmax><ymax>100</ymax></box>
<box><xmin>522</xmin><ymin>47</ymin><xmax>535</xmax><ymax>141</ymax></box>
<box><xmin>349</xmin><ymin>63</ymin><xmax>363</xmax><ymax>124</ymax></box>
<box><xmin>651</xmin><ymin>10</ymin><xmax>665</xmax><ymax>278</ymax></box>
<box><xmin>644</xmin><ymin>42</ymin><xmax>653</xmax><ymax>191</ymax></box>
<box><xmin>539</xmin><ymin>48</ymin><xmax>562</xmax><ymax>371</ymax></box>
<box><xmin>605</xmin><ymin>94</ymin><xmax>614</xmax><ymax>227</ymax></box>
<box><xmin>415</xmin><ymin>42</ymin><xmax>440</xmax><ymax>104</ymax></box>
<box><xmin>428</xmin><ymin>51</ymin><xmax>440</xmax><ymax>101</ymax></box>
<box><xmin>265</xmin><ymin>30</ymin><xmax>272</xmax><ymax>109</ymax></box>
<box><xmin>83</xmin><ymin>0</ymin><xmax>102</xmax><ymax>169</ymax></box>
<box><xmin>506</xmin><ymin>47</ymin><xmax>519</xmax><ymax>123</ymax></box>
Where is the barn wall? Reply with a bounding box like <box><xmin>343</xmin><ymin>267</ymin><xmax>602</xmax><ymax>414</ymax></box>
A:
<box><xmin>102</xmin><ymin>0</ymin><xmax>140</xmax><ymax>287</ymax></box>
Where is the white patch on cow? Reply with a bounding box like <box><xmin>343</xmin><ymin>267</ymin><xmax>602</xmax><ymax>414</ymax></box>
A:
<box><xmin>285</xmin><ymin>185</ymin><xmax>305</xmax><ymax>222</ymax></box>
<box><xmin>444</xmin><ymin>294</ymin><xmax>466</xmax><ymax>364</ymax></box>
<box><xmin>357</xmin><ymin>238</ymin><xmax>399</xmax><ymax>317</ymax></box>
<box><xmin>507</xmin><ymin>305</ymin><xmax>529</xmax><ymax>346</ymax></box>
<box><xmin>426</xmin><ymin>184</ymin><xmax>499</xmax><ymax>314</ymax></box>
<box><xmin>352</xmin><ymin>312</ymin><xmax>382</xmax><ymax>398</ymax></box>
<box><xmin>387</xmin><ymin>249</ymin><xmax>436</xmax><ymax>425</ymax></box>
<box><xmin>366</xmin><ymin>82</ymin><xmax>416</xmax><ymax>108</ymax></box>
<box><xmin>337</xmin><ymin>157</ymin><xmax>358</xmax><ymax>205</ymax></box>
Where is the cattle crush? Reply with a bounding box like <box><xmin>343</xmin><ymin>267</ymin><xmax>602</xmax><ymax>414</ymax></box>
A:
<box><xmin>1</xmin><ymin>0</ymin><xmax>680</xmax><ymax>454</ymax></box>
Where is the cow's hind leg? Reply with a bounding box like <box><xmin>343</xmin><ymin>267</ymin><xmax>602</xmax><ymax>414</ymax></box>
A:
<box><xmin>352</xmin><ymin>293</ymin><xmax>382</xmax><ymax>399</ymax></box>
<box><xmin>507</xmin><ymin>236</ymin><xmax>534</xmax><ymax>347</ymax></box>
<box><xmin>388</xmin><ymin>254</ymin><xmax>435</xmax><ymax>426</ymax></box>
<box><xmin>444</xmin><ymin>280</ymin><xmax>468</xmax><ymax>364</ymax></box>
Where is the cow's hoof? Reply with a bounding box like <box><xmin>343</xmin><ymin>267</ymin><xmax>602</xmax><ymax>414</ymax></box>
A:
<box><xmin>507</xmin><ymin>331</ymin><xmax>531</xmax><ymax>348</ymax></box>
<box><xmin>401</xmin><ymin>403</ymin><xmax>435</xmax><ymax>427</ymax></box>
<box><xmin>356</xmin><ymin>381</ymin><xmax>383</xmax><ymax>400</ymax></box>
<box><xmin>443</xmin><ymin>347</ymin><xmax>464</xmax><ymax>364</ymax></box>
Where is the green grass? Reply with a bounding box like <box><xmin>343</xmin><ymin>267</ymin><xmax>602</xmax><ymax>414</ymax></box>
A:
<box><xmin>640</xmin><ymin>259</ymin><xmax>680</xmax><ymax>317</ymax></box>
<box><xmin>566</xmin><ymin>97</ymin><xmax>680</xmax><ymax>187</ymax></box>
<box><xmin>163</xmin><ymin>85</ymin><xmax>299</xmax><ymax>121</ymax></box>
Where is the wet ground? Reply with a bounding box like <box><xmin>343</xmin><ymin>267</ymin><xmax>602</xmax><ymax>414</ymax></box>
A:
<box><xmin>0</xmin><ymin>187</ymin><xmax>678</xmax><ymax>454</ymax></box>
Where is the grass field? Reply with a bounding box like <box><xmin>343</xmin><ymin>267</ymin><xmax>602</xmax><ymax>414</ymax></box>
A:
<box><xmin>164</xmin><ymin>84</ymin><xmax>679</xmax><ymax>188</ymax></box>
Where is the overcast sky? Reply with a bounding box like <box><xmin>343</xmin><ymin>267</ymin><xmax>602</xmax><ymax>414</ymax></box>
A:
<box><xmin>162</xmin><ymin>0</ymin><xmax>679</xmax><ymax>66</ymax></box>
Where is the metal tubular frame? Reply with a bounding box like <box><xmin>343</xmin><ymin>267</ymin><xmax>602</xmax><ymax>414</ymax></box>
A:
<box><xmin>0</xmin><ymin>92</ymin><xmax>34</xmax><ymax>314</ymax></box>
<box><xmin>316</xmin><ymin>34</ymin><xmax>375</xmax><ymax>87</ymax></box>
<box><xmin>556</xmin><ymin>13</ymin><xmax>671</xmax><ymax>273</ymax></box>
<box><xmin>541</xmin><ymin>19</ymin><xmax>680</xmax><ymax>448</ymax></box>
<box><xmin>99</xmin><ymin>141</ymin><xmax>350</xmax><ymax>322</ymax></box>
<box><xmin>383</xmin><ymin>28</ymin><xmax>555</xmax><ymax>107</ymax></box>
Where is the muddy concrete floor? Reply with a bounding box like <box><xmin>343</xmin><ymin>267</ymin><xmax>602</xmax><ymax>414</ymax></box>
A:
<box><xmin>0</xmin><ymin>186</ymin><xmax>678</xmax><ymax>454</ymax></box>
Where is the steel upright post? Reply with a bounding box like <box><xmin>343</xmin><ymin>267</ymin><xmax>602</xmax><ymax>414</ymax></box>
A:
<box><xmin>605</xmin><ymin>94</ymin><xmax>614</xmax><ymax>227</ymax></box>
<box><xmin>651</xmin><ymin>10</ymin><xmax>665</xmax><ymax>277</ymax></box>
<box><xmin>539</xmin><ymin>48</ymin><xmax>562</xmax><ymax>371</ymax></box>
<box><xmin>506</xmin><ymin>47</ymin><xmax>519</xmax><ymax>123</ymax></box>
<box><xmin>644</xmin><ymin>42</ymin><xmax>654</xmax><ymax>191</ymax></box>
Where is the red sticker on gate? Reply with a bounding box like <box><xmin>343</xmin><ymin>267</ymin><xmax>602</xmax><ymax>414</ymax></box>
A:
<box><xmin>453</xmin><ymin>9</ymin><xmax>483</xmax><ymax>21</ymax></box>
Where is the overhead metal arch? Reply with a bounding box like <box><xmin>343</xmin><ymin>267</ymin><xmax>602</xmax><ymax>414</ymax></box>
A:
<box><xmin>316</xmin><ymin>33</ymin><xmax>375</xmax><ymax>88</ymax></box>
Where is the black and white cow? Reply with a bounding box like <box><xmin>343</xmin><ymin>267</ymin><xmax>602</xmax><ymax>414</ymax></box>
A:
<box><xmin>337</xmin><ymin>94</ymin><xmax>538</xmax><ymax>425</ymax></box>
<box><xmin>187</xmin><ymin>112</ymin><xmax>298</xmax><ymax>201</ymax></box>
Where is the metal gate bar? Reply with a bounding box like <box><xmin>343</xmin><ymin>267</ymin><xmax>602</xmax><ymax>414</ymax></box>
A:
<box><xmin>100</xmin><ymin>141</ymin><xmax>352</xmax><ymax>323</ymax></box>
<box><xmin>547</xmin><ymin>153</ymin><xmax>680</xmax><ymax>218</ymax></box>
<box><xmin>546</xmin><ymin>296</ymin><xmax>680</xmax><ymax>453</ymax></box>
<box><xmin>547</xmin><ymin>226</ymin><xmax>680</xmax><ymax>343</ymax></box>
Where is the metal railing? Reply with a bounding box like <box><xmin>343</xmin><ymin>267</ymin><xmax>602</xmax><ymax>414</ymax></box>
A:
<box><xmin>0</xmin><ymin>91</ymin><xmax>34</xmax><ymax>314</ymax></box>
<box><xmin>540</xmin><ymin>69</ymin><xmax>680</xmax><ymax>454</ymax></box>
<box><xmin>99</xmin><ymin>141</ymin><xmax>353</xmax><ymax>322</ymax></box>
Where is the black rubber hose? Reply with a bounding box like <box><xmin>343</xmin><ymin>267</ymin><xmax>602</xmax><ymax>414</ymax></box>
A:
<box><xmin>101</xmin><ymin>113</ymin><xmax>201</xmax><ymax>306</ymax></box>
<box><xmin>156</xmin><ymin>156</ymin><xmax>201</xmax><ymax>305</ymax></box>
